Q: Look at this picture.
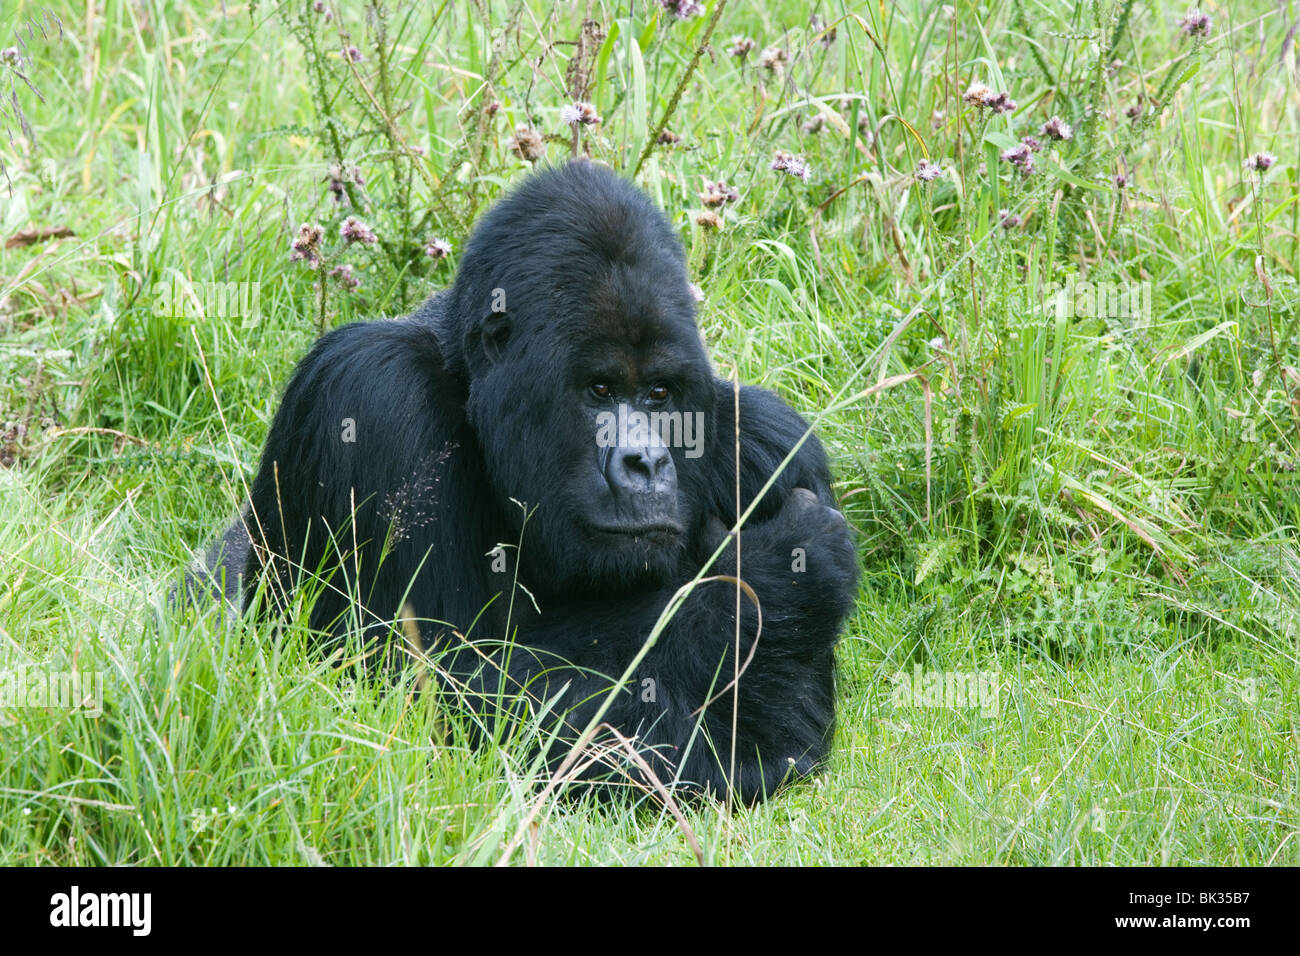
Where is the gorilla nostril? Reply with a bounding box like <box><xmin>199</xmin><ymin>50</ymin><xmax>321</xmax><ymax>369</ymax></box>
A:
<box><xmin>607</xmin><ymin>444</ymin><xmax>675</xmax><ymax>494</ymax></box>
<box><xmin>641</xmin><ymin>446</ymin><xmax>672</xmax><ymax>477</ymax></box>
<box><xmin>623</xmin><ymin>451</ymin><xmax>655</xmax><ymax>479</ymax></box>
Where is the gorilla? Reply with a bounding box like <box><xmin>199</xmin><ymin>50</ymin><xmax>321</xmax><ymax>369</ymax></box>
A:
<box><xmin>186</xmin><ymin>160</ymin><xmax>858</xmax><ymax>804</ymax></box>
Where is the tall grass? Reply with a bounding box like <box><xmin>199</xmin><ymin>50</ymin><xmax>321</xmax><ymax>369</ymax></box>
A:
<box><xmin>0</xmin><ymin>0</ymin><xmax>1296</xmax><ymax>864</ymax></box>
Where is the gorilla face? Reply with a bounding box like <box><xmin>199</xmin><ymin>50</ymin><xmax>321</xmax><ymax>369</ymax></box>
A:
<box><xmin>467</xmin><ymin>253</ymin><xmax>715</xmax><ymax>595</ymax></box>
<box><xmin>563</xmin><ymin>301</ymin><xmax>717</xmax><ymax>587</ymax></box>
<box><xmin>448</xmin><ymin>162</ymin><xmax>716</xmax><ymax>595</ymax></box>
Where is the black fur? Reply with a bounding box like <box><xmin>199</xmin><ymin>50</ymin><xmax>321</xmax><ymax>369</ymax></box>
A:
<box><xmin>189</xmin><ymin>161</ymin><xmax>858</xmax><ymax>803</ymax></box>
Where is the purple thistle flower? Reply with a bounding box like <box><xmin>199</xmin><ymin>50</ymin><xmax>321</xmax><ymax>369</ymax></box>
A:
<box><xmin>1021</xmin><ymin>135</ymin><xmax>1042</xmax><ymax>152</ymax></box>
<box><xmin>758</xmin><ymin>47</ymin><xmax>788</xmax><ymax>71</ymax></box>
<box><xmin>699</xmin><ymin>180</ymin><xmax>740</xmax><ymax>207</ymax></box>
<box><xmin>728</xmin><ymin>36</ymin><xmax>755</xmax><ymax>59</ymax></box>
<box><xmin>1000</xmin><ymin>144</ymin><xmax>1036</xmax><ymax>176</ymax></box>
<box><xmin>771</xmin><ymin>150</ymin><xmax>810</xmax><ymax>181</ymax></box>
<box><xmin>1178</xmin><ymin>9</ymin><xmax>1212</xmax><ymax>37</ymax></box>
<box><xmin>987</xmin><ymin>91</ymin><xmax>1017</xmax><ymax>115</ymax></box>
<box><xmin>560</xmin><ymin>102</ymin><xmax>601</xmax><ymax>127</ymax></box>
<box><xmin>963</xmin><ymin>82</ymin><xmax>1017</xmax><ymax>113</ymax></box>
<box><xmin>340</xmin><ymin>216</ymin><xmax>377</xmax><ymax>244</ymax></box>
<box><xmin>694</xmin><ymin>210</ymin><xmax>722</xmax><ymax>230</ymax></box>
<box><xmin>312</xmin><ymin>1</ymin><xmax>332</xmax><ymax>21</ymax></box>
<box><xmin>425</xmin><ymin>238</ymin><xmax>452</xmax><ymax>260</ymax></box>
<box><xmin>508</xmin><ymin>125</ymin><xmax>545</xmax><ymax>162</ymax></box>
<box><xmin>998</xmin><ymin>209</ymin><xmax>1022</xmax><ymax>229</ymax></box>
<box><xmin>915</xmin><ymin>158</ymin><xmax>943</xmax><ymax>182</ymax></box>
<box><xmin>658</xmin><ymin>0</ymin><xmax>703</xmax><ymax>19</ymax></box>
<box><xmin>1001</xmin><ymin>144</ymin><xmax>1029</xmax><ymax>165</ymax></box>
<box><xmin>963</xmin><ymin>82</ymin><xmax>993</xmax><ymax>108</ymax></box>
<box><xmin>1245</xmin><ymin>152</ymin><xmax>1276</xmax><ymax>173</ymax></box>
<box><xmin>329</xmin><ymin>263</ymin><xmax>361</xmax><ymax>290</ymax></box>
<box><xmin>1040</xmin><ymin>115</ymin><xmax>1073</xmax><ymax>141</ymax></box>
<box><xmin>290</xmin><ymin>223</ymin><xmax>324</xmax><ymax>267</ymax></box>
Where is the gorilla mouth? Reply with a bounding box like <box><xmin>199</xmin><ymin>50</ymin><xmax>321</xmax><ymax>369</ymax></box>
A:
<box><xmin>589</xmin><ymin>521</ymin><xmax>683</xmax><ymax>538</ymax></box>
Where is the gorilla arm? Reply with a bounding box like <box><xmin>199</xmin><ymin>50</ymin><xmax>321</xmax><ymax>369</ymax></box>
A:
<box><xmin>241</xmin><ymin>315</ymin><xmax>504</xmax><ymax>644</ymax></box>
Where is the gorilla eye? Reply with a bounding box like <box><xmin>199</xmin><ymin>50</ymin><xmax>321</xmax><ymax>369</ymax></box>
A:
<box><xmin>648</xmin><ymin>384</ymin><xmax>670</xmax><ymax>402</ymax></box>
<box><xmin>589</xmin><ymin>383</ymin><xmax>613</xmax><ymax>399</ymax></box>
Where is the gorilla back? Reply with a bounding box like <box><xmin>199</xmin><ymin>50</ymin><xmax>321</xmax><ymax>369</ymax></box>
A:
<box><xmin>187</xmin><ymin>160</ymin><xmax>859</xmax><ymax>804</ymax></box>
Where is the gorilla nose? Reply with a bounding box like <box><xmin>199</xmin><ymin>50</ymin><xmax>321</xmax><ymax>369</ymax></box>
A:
<box><xmin>606</xmin><ymin>443</ymin><xmax>676</xmax><ymax>496</ymax></box>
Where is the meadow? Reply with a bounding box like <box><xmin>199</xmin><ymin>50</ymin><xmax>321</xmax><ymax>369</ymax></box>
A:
<box><xmin>0</xmin><ymin>0</ymin><xmax>1296</xmax><ymax>865</ymax></box>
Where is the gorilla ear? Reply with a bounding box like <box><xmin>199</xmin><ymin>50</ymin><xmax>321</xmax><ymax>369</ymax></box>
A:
<box><xmin>479</xmin><ymin>312</ymin><xmax>511</xmax><ymax>363</ymax></box>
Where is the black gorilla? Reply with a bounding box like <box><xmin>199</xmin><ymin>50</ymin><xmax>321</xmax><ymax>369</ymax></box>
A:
<box><xmin>189</xmin><ymin>160</ymin><xmax>858</xmax><ymax>803</ymax></box>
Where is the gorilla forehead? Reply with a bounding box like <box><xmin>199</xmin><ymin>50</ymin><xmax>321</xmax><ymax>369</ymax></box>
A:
<box><xmin>450</xmin><ymin>161</ymin><xmax>697</xmax><ymax>339</ymax></box>
<box><xmin>567</xmin><ymin>260</ymin><xmax>700</xmax><ymax>357</ymax></box>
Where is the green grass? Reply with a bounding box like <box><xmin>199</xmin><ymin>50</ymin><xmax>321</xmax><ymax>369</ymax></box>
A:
<box><xmin>0</xmin><ymin>0</ymin><xmax>1296</xmax><ymax>865</ymax></box>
